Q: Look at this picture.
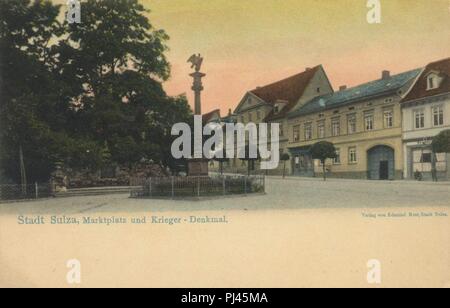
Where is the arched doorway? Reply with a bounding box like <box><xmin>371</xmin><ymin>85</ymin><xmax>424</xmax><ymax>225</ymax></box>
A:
<box><xmin>367</xmin><ymin>146</ymin><xmax>395</xmax><ymax>180</ymax></box>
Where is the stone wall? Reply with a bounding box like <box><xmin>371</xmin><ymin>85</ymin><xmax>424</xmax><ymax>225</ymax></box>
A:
<box><xmin>51</xmin><ymin>163</ymin><xmax>168</xmax><ymax>190</ymax></box>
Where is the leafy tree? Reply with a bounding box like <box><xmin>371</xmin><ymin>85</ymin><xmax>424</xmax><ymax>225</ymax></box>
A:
<box><xmin>310</xmin><ymin>141</ymin><xmax>337</xmax><ymax>181</ymax></box>
<box><xmin>430</xmin><ymin>130</ymin><xmax>450</xmax><ymax>182</ymax></box>
<box><xmin>280</xmin><ymin>153</ymin><xmax>290</xmax><ymax>178</ymax></box>
<box><xmin>432</xmin><ymin>130</ymin><xmax>450</xmax><ymax>154</ymax></box>
<box><xmin>55</xmin><ymin>0</ymin><xmax>190</xmax><ymax>171</ymax></box>
<box><xmin>0</xmin><ymin>0</ymin><xmax>66</xmax><ymax>183</ymax></box>
<box><xmin>0</xmin><ymin>0</ymin><xmax>193</xmax><ymax>184</ymax></box>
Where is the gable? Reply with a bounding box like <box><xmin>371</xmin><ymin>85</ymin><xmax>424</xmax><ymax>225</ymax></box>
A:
<box><xmin>402</xmin><ymin>58</ymin><xmax>450</xmax><ymax>103</ymax></box>
<box><xmin>234</xmin><ymin>92</ymin><xmax>268</xmax><ymax>114</ymax></box>
<box><xmin>264</xmin><ymin>65</ymin><xmax>333</xmax><ymax>121</ymax></box>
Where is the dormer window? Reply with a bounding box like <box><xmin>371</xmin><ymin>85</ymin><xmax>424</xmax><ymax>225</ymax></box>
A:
<box><xmin>426</xmin><ymin>73</ymin><xmax>441</xmax><ymax>91</ymax></box>
<box><xmin>274</xmin><ymin>106</ymin><xmax>279</xmax><ymax>113</ymax></box>
<box><xmin>428</xmin><ymin>75</ymin><xmax>436</xmax><ymax>90</ymax></box>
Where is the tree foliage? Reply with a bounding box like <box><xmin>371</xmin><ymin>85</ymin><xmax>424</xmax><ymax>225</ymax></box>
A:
<box><xmin>432</xmin><ymin>130</ymin><xmax>450</xmax><ymax>154</ymax></box>
<box><xmin>310</xmin><ymin>141</ymin><xmax>337</xmax><ymax>181</ymax></box>
<box><xmin>0</xmin><ymin>0</ymin><xmax>192</xmax><ymax>183</ymax></box>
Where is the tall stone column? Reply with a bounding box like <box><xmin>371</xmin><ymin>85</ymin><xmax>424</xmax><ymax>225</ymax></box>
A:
<box><xmin>190</xmin><ymin>71</ymin><xmax>206</xmax><ymax>115</ymax></box>
<box><xmin>187</xmin><ymin>54</ymin><xmax>209</xmax><ymax>176</ymax></box>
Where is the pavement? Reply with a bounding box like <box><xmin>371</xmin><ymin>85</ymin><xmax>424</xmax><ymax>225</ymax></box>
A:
<box><xmin>0</xmin><ymin>177</ymin><xmax>448</xmax><ymax>215</ymax></box>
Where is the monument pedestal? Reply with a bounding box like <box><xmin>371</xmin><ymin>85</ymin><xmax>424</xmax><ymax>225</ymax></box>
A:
<box><xmin>187</xmin><ymin>158</ymin><xmax>209</xmax><ymax>177</ymax></box>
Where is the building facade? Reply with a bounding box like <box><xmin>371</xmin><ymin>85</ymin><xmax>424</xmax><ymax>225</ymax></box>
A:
<box><xmin>401</xmin><ymin>58</ymin><xmax>450</xmax><ymax>181</ymax></box>
<box><xmin>286</xmin><ymin>69</ymin><xmax>421</xmax><ymax>180</ymax></box>
<box><xmin>230</xmin><ymin>65</ymin><xmax>333</xmax><ymax>175</ymax></box>
<box><xmin>209</xmin><ymin>57</ymin><xmax>449</xmax><ymax>180</ymax></box>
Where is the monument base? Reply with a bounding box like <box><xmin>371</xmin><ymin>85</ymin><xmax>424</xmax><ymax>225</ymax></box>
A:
<box><xmin>187</xmin><ymin>159</ymin><xmax>209</xmax><ymax>177</ymax></box>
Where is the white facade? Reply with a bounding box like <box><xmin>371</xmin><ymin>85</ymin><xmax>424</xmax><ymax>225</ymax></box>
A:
<box><xmin>402</xmin><ymin>93</ymin><xmax>450</xmax><ymax>180</ymax></box>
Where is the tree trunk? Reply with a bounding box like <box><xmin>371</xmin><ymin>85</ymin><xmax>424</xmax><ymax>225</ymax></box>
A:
<box><xmin>322</xmin><ymin>161</ymin><xmax>326</xmax><ymax>181</ymax></box>
<box><xmin>19</xmin><ymin>145</ymin><xmax>27</xmax><ymax>194</ymax></box>
<box><xmin>431</xmin><ymin>152</ymin><xmax>438</xmax><ymax>182</ymax></box>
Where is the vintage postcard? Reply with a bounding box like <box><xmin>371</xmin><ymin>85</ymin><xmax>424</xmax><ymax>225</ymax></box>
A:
<box><xmin>0</xmin><ymin>0</ymin><xmax>449</xmax><ymax>291</ymax></box>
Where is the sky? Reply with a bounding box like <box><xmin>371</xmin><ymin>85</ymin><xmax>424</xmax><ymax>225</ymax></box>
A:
<box><xmin>57</xmin><ymin>0</ymin><xmax>450</xmax><ymax>115</ymax></box>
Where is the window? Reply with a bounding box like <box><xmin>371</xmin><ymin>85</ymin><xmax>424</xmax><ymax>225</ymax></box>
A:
<box><xmin>414</xmin><ymin>110</ymin><xmax>425</xmax><ymax>129</ymax></box>
<box><xmin>318</xmin><ymin>121</ymin><xmax>325</xmax><ymax>139</ymax></box>
<box><xmin>248</xmin><ymin>112</ymin><xmax>253</xmax><ymax>122</ymax></box>
<box><xmin>427</xmin><ymin>75</ymin><xmax>438</xmax><ymax>90</ymax></box>
<box><xmin>347</xmin><ymin>114</ymin><xmax>356</xmax><ymax>134</ymax></box>
<box><xmin>384</xmin><ymin>110</ymin><xmax>393</xmax><ymax>128</ymax></box>
<box><xmin>240</xmin><ymin>115</ymin><xmax>245</xmax><ymax>123</ymax></box>
<box><xmin>334</xmin><ymin>149</ymin><xmax>341</xmax><ymax>165</ymax></box>
<box><xmin>304</xmin><ymin>123</ymin><xmax>312</xmax><ymax>140</ymax></box>
<box><xmin>421</xmin><ymin>153</ymin><xmax>432</xmax><ymax>163</ymax></box>
<box><xmin>293</xmin><ymin>125</ymin><xmax>300</xmax><ymax>142</ymax></box>
<box><xmin>433</xmin><ymin>106</ymin><xmax>444</xmax><ymax>126</ymax></box>
<box><xmin>365</xmin><ymin>113</ymin><xmax>374</xmax><ymax>131</ymax></box>
<box><xmin>349</xmin><ymin>147</ymin><xmax>357</xmax><ymax>164</ymax></box>
<box><xmin>274</xmin><ymin>106</ymin><xmax>279</xmax><ymax>113</ymax></box>
<box><xmin>256</xmin><ymin>110</ymin><xmax>261</xmax><ymax>120</ymax></box>
<box><xmin>332</xmin><ymin>118</ymin><xmax>340</xmax><ymax>137</ymax></box>
<box><xmin>279</xmin><ymin>123</ymin><xmax>284</xmax><ymax>136</ymax></box>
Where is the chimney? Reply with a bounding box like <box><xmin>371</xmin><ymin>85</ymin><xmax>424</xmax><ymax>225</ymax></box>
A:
<box><xmin>339</xmin><ymin>85</ymin><xmax>347</xmax><ymax>91</ymax></box>
<box><xmin>382</xmin><ymin>70</ymin><xmax>390</xmax><ymax>80</ymax></box>
<box><xmin>228</xmin><ymin>109</ymin><xmax>232</xmax><ymax>116</ymax></box>
<box><xmin>305</xmin><ymin>67</ymin><xmax>311</xmax><ymax>71</ymax></box>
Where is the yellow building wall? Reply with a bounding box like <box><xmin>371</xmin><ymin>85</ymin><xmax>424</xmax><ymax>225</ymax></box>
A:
<box><xmin>287</xmin><ymin>94</ymin><xmax>405</xmax><ymax>179</ymax></box>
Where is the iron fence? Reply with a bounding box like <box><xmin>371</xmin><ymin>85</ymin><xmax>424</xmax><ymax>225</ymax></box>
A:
<box><xmin>0</xmin><ymin>183</ymin><xmax>54</xmax><ymax>201</ymax></box>
<box><xmin>130</xmin><ymin>174</ymin><xmax>265</xmax><ymax>198</ymax></box>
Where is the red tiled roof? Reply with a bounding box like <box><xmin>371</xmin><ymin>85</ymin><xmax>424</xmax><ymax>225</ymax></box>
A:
<box><xmin>402</xmin><ymin>58</ymin><xmax>450</xmax><ymax>103</ymax></box>
<box><xmin>249</xmin><ymin>66</ymin><xmax>320</xmax><ymax>121</ymax></box>
<box><xmin>202</xmin><ymin>109</ymin><xmax>221</xmax><ymax>123</ymax></box>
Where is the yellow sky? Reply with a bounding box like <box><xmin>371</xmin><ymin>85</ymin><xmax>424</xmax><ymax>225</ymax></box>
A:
<box><xmin>56</xmin><ymin>0</ymin><xmax>450</xmax><ymax>114</ymax></box>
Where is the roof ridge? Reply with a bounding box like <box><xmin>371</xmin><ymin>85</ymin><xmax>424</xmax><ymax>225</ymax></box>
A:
<box><xmin>288</xmin><ymin>68</ymin><xmax>422</xmax><ymax>118</ymax></box>
<box><xmin>426</xmin><ymin>57</ymin><xmax>450</xmax><ymax>66</ymax></box>
<box><xmin>339</xmin><ymin>68</ymin><xmax>421</xmax><ymax>93</ymax></box>
<box><xmin>250</xmin><ymin>65</ymin><xmax>321</xmax><ymax>93</ymax></box>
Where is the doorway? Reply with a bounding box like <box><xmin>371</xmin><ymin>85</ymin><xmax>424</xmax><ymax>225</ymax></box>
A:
<box><xmin>379</xmin><ymin>161</ymin><xmax>389</xmax><ymax>180</ymax></box>
<box><xmin>368</xmin><ymin>146</ymin><xmax>395</xmax><ymax>180</ymax></box>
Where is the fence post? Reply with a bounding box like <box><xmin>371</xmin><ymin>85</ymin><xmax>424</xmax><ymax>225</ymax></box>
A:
<box><xmin>263</xmin><ymin>175</ymin><xmax>266</xmax><ymax>193</ymax></box>
<box><xmin>171</xmin><ymin>176</ymin><xmax>175</xmax><ymax>199</ymax></box>
<box><xmin>223</xmin><ymin>176</ymin><xmax>226</xmax><ymax>196</ymax></box>
<box><xmin>197</xmin><ymin>177</ymin><xmax>200</xmax><ymax>197</ymax></box>
<box><xmin>35</xmin><ymin>182</ymin><xmax>38</xmax><ymax>199</ymax></box>
<box><xmin>149</xmin><ymin>177</ymin><xmax>152</xmax><ymax>197</ymax></box>
<box><xmin>244</xmin><ymin>176</ymin><xmax>247</xmax><ymax>195</ymax></box>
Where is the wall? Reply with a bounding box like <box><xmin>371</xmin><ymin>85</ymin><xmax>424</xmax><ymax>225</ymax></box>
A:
<box><xmin>287</xmin><ymin>90</ymin><xmax>407</xmax><ymax>179</ymax></box>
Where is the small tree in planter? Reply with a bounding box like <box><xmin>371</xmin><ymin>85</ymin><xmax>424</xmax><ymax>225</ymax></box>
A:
<box><xmin>280</xmin><ymin>153</ymin><xmax>290</xmax><ymax>178</ymax></box>
<box><xmin>239</xmin><ymin>145</ymin><xmax>260</xmax><ymax>176</ymax></box>
<box><xmin>431</xmin><ymin>130</ymin><xmax>450</xmax><ymax>182</ymax></box>
<box><xmin>214</xmin><ymin>157</ymin><xmax>229</xmax><ymax>175</ymax></box>
<box><xmin>310</xmin><ymin>141</ymin><xmax>337</xmax><ymax>181</ymax></box>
